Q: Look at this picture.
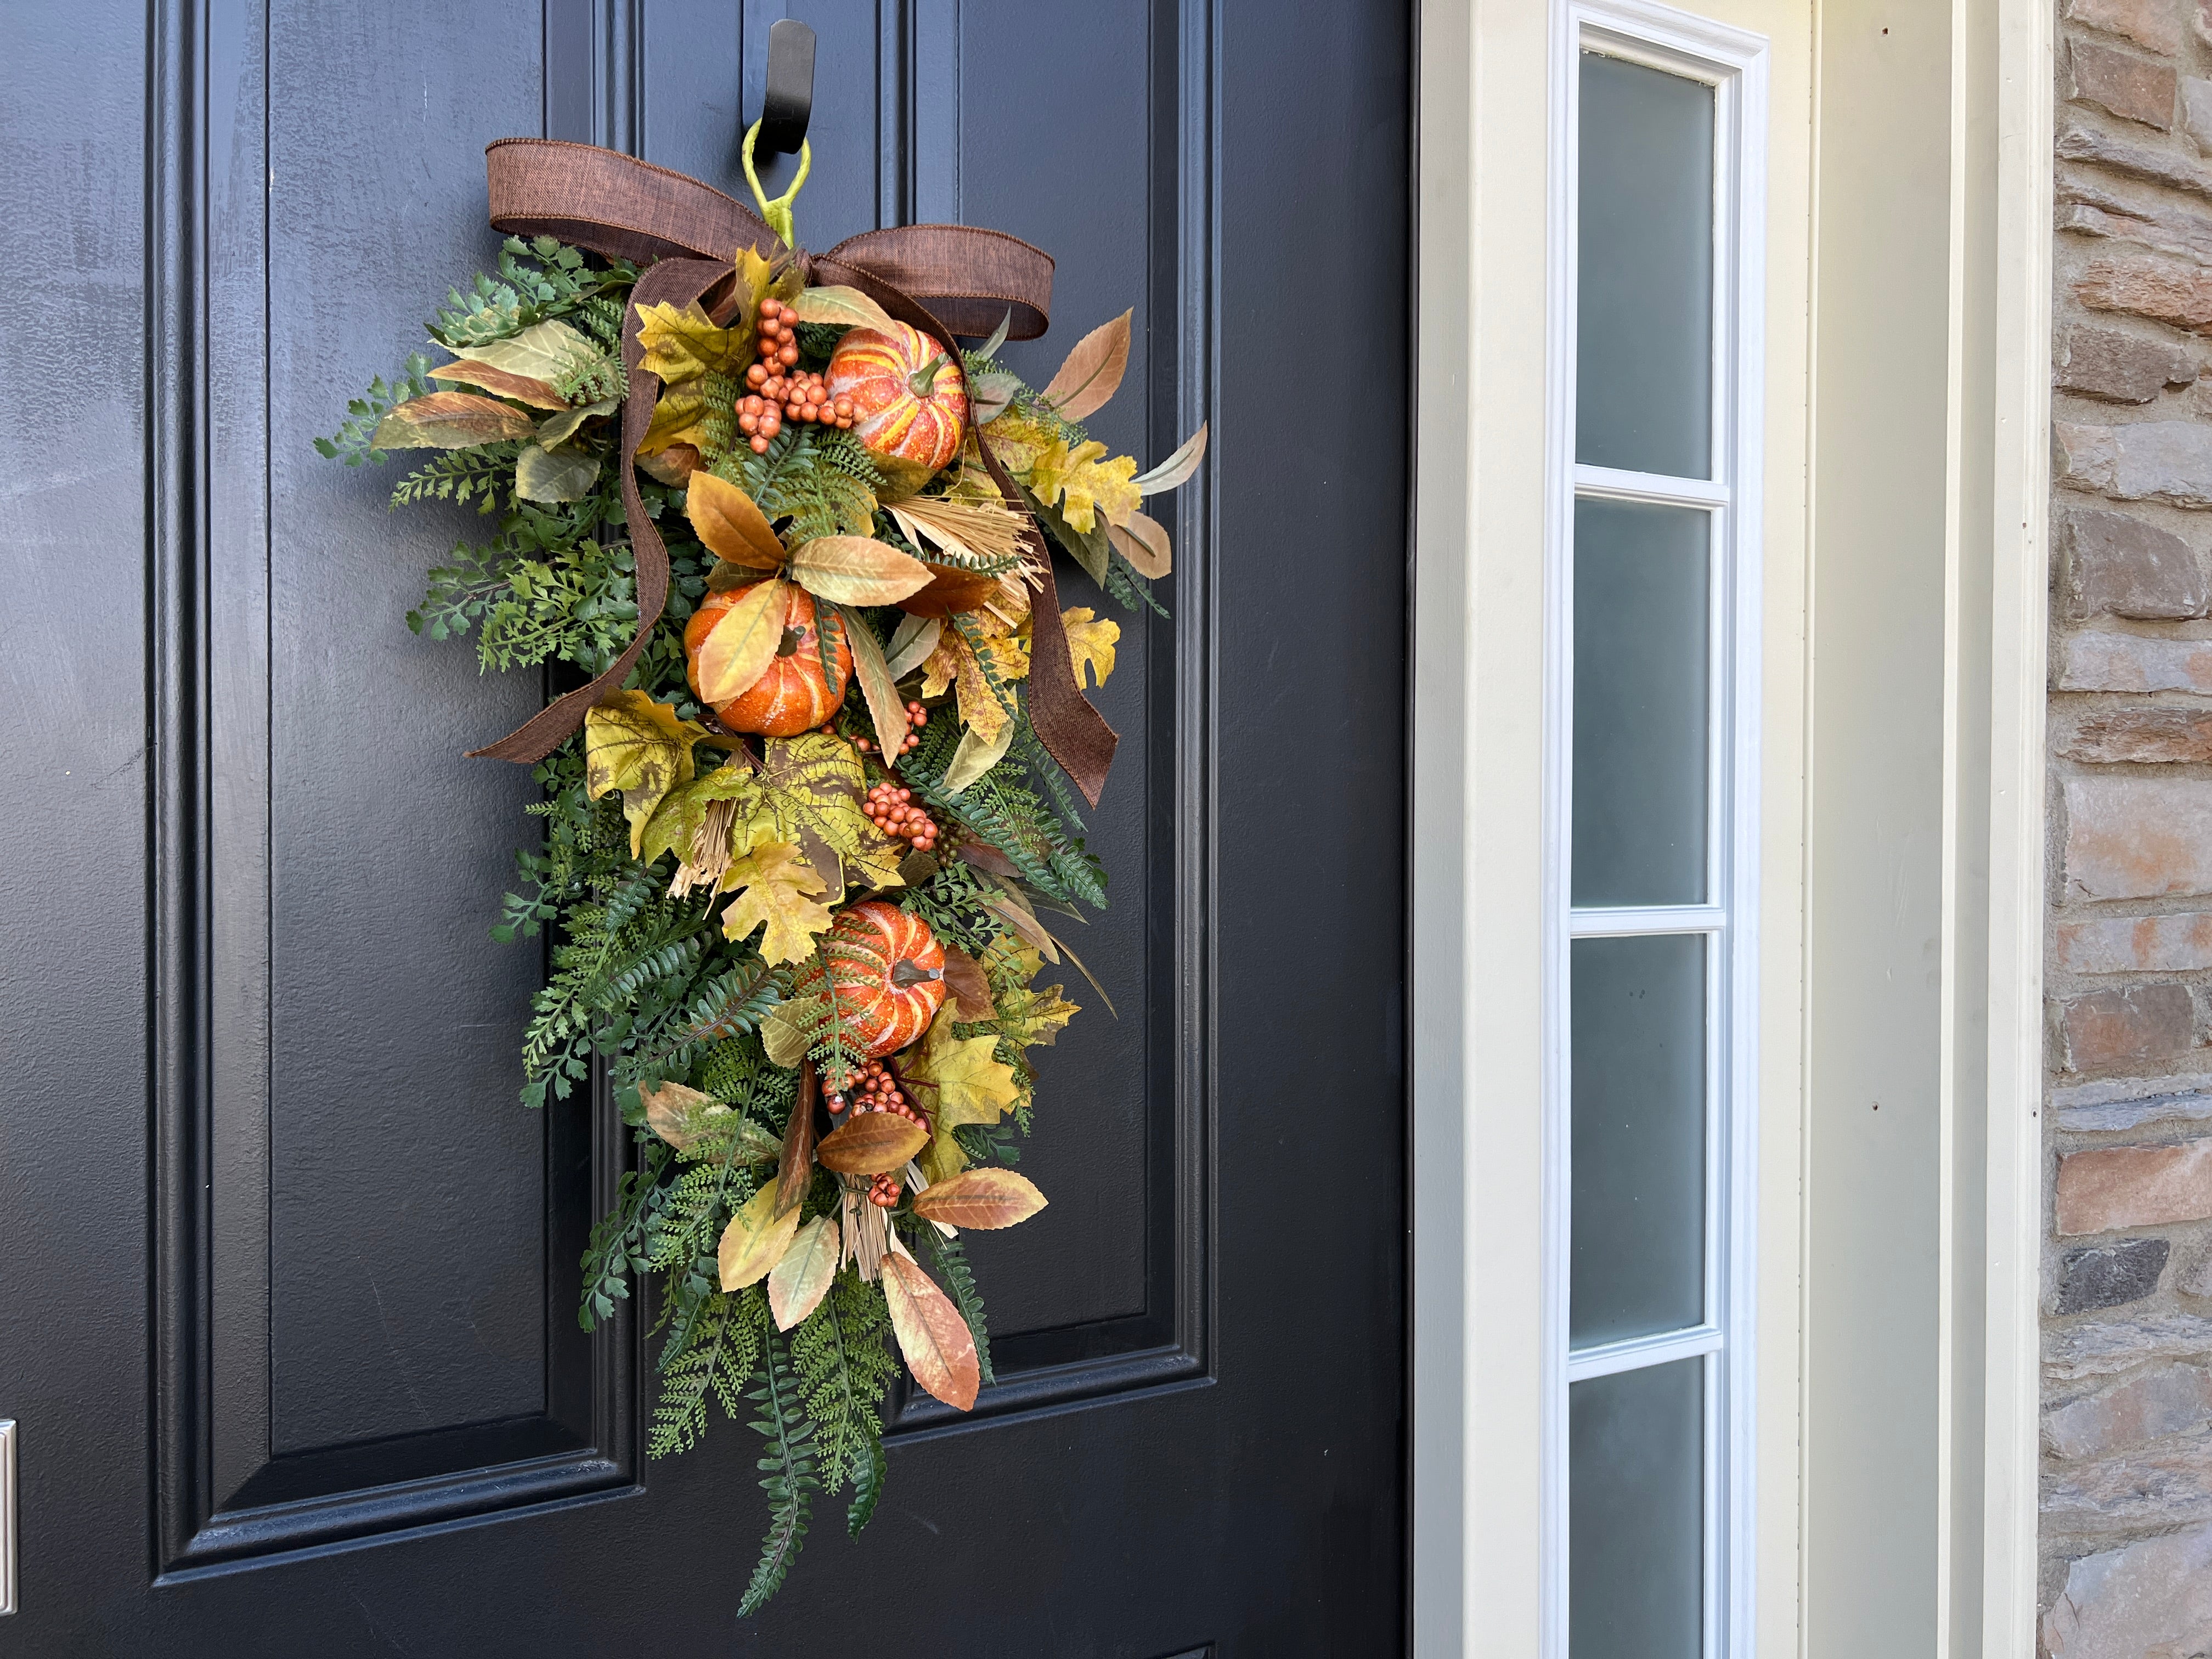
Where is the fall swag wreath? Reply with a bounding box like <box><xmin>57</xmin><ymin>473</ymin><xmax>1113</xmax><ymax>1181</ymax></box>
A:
<box><xmin>319</xmin><ymin>122</ymin><xmax>1203</xmax><ymax>1611</ymax></box>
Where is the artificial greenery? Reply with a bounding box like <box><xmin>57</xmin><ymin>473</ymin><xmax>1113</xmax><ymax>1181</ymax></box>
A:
<box><xmin>323</xmin><ymin>142</ymin><xmax>1201</xmax><ymax>1606</ymax></box>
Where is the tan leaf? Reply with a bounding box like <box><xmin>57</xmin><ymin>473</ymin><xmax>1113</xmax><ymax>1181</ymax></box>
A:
<box><xmin>583</xmin><ymin>690</ymin><xmax>708</xmax><ymax>857</ymax></box>
<box><xmin>1132</xmin><ymin>421</ymin><xmax>1209</xmax><ymax>494</ymax></box>
<box><xmin>637</xmin><ymin>443</ymin><xmax>702</xmax><ymax>486</ymax></box>
<box><xmin>1060</xmin><ymin>607</ymin><xmax>1119</xmax><ymax>689</ymax></box>
<box><xmin>884</xmin><ymin>612</ymin><xmax>942</xmax><ymax>681</ymax></box>
<box><xmin>445</xmin><ymin>318</ymin><xmax>602</xmax><ymax>386</ymax></box>
<box><xmin>515</xmin><ymin>444</ymin><xmax>600</xmax><ymax>503</ymax></box>
<box><xmin>636</xmin><ymin>300</ymin><xmax>741</xmax><ymax>382</ymax></box>
<box><xmin>427</xmin><ymin>360</ymin><xmax>566</xmax><ymax>409</ymax></box>
<box><xmin>792</xmin><ymin>284</ymin><xmax>900</xmax><ymax>334</ymax></box>
<box><xmin>1039</xmin><ymin>309</ymin><xmax>1132</xmax><ymax>422</ymax></box>
<box><xmin>880</xmin><ymin>1250</ymin><xmax>980</xmax><ymax>1409</ymax></box>
<box><xmin>768</xmin><ymin>1215</ymin><xmax>839</xmax><ymax>1330</ymax></box>
<box><xmin>370</xmin><ymin>391</ymin><xmax>535</xmax><ymax>449</ymax></box>
<box><xmin>761</xmin><ymin>996</ymin><xmax>816</xmax><ymax>1068</ymax></box>
<box><xmin>718</xmin><ymin>1180</ymin><xmax>802</xmax><ymax>1290</ymax></box>
<box><xmin>718</xmin><ymin>840</ymin><xmax>835</xmax><ymax>964</ymax></box>
<box><xmin>911</xmin><ymin>1167</ymin><xmax>1048</xmax><ymax>1231</ymax></box>
<box><xmin>939</xmin><ymin>946</ymin><xmax>996</xmax><ymax>1020</ymax></box>
<box><xmin>836</xmin><ymin>603</ymin><xmax>910</xmax><ymax>760</ymax></box>
<box><xmin>787</xmin><ymin>537</ymin><xmax>934</xmax><ymax>607</ymax></box>
<box><xmin>941</xmin><ymin>719</ymin><xmax>1013</xmax><ymax>795</ymax></box>
<box><xmin>640</xmin><ymin>1080</ymin><xmax>721</xmax><ymax>1149</ymax></box>
<box><xmin>534</xmin><ymin>396</ymin><xmax>622</xmax><ymax>449</ymax></box>
<box><xmin>816</xmin><ymin>1112</ymin><xmax>931</xmax><ymax>1176</ymax></box>
<box><xmin>697</xmin><ymin>577</ymin><xmax>789</xmax><ymax>704</ymax></box>
<box><xmin>901</xmin><ymin>1007</ymin><xmax>1020</xmax><ymax>1130</ymax></box>
<box><xmin>685</xmin><ymin>471</ymin><xmax>787</xmax><ymax>570</ymax></box>
<box><xmin>1108</xmin><ymin>508</ymin><xmax>1172</xmax><ymax>579</ymax></box>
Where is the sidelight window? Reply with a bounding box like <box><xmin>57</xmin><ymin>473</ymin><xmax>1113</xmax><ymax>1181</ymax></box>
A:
<box><xmin>1545</xmin><ymin>8</ymin><xmax>1767</xmax><ymax>1659</ymax></box>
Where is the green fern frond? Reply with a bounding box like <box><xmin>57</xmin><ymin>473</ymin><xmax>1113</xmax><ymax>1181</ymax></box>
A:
<box><xmin>739</xmin><ymin>1328</ymin><xmax>819</xmax><ymax>1616</ymax></box>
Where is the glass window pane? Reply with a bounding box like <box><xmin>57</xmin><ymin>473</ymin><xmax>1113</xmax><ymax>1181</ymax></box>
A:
<box><xmin>1571</xmin><ymin>498</ymin><xmax>1709</xmax><ymax>908</ymax></box>
<box><xmin>1577</xmin><ymin>52</ymin><xmax>1714</xmax><ymax>478</ymax></box>
<box><xmin>1570</xmin><ymin>1359</ymin><xmax>1704</xmax><ymax>1659</ymax></box>
<box><xmin>1571</xmin><ymin>933</ymin><xmax>1706</xmax><ymax>1346</ymax></box>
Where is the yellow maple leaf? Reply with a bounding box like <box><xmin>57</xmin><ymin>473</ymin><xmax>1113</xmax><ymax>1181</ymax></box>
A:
<box><xmin>718</xmin><ymin>840</ymin><xmax>836</xmax><ymax>964</ymax></box>
<box><xmin>994</xmin><ymin>981</ymin><xmax>1079</xmax><ymax>1050</ymax></box>
<box><xmin>978</xmin><ymin>409</ymin><xmax>1053</xmax><ymax>477</ymax></box>
<box><xmin>636</xmin><ymin>388</ymin><xmax>709</xmax><ymax>458</ymax></box>
<box><xmin>902</xmin><ymin>1006</ymin><xmax>1020</xmax><ymax>1130</ymax></box>
<box><xmin>635</xmin><ymin>300</ymin><xmax>743</xmax><ymax>383</ymax></box>
<box><xmin>583</xmin><ymin>690</ymin><xmax>710</xmax><ymax>857</ymax></box>
<box><xmin>1028</xmin><ymin>436</ymin><xmax>1141</xmax><ymax>535</ymax></box>
<box><xmin>917</xmin><ymin>1121</ymin><xmax>968</xmax><ymax>1186</ymax></box>
<box><xmin>1060</xmin><ymin>607</ymin><xmax>1119</xmax><ymax>689</ymax></box>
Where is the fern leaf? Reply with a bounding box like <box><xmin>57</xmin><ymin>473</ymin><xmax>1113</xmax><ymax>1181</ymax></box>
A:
<box><xmin>739</xmin><ymin>1328</ymin><xmax>818</xmax><ymax>1616</ymax></box>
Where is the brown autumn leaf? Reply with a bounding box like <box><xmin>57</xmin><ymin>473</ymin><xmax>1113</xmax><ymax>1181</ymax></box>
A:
<box><xmin>370</xmin><ymin>391</ymin><xmax>536</xmax><ymax>449</ymax></box>
<box><xmin>1108</xmin><ymin>508</ymin><xmax>1172</xmax><ymax>579</ymax></box>
<box><xmin>637</xmin><ymin>443</ymin><xmax>702</xmax><ymax>486</ymax></box>
<box><xmin>836</xmin><ymin>602</ymin><xmax>910</xmax><ymax>760</ymax></box>
<box><xmin>939</xmin><ymin>945</ymin><xmax>995</xmax><ymax>1020</ymax></box>
<box><xmin>816</xmin><ymin>1111</ymin><xmax>931</xmax><ymax>1176</ymax></box>
<box><xmin>787</xmin><ymin>537</ymin><xmax>934</xmax><ymax>607</ymax></box>
<box><xmin>775</xmin><ymin>1060</ymin><xmax>820</xmax><ymax>1216</ymax></box>
<box><xmin>696</xmin><ymin>576</ymin><xmax>788</xmax><ymax>704</ymax></box>
<box><xmin>1039</xmin><ymin>309</ymin><xmax>1132</xmax><ymax>422</ymax></box>
<box><xmin>427</xmin><ymin>359</ymin><xmax>566</xmax><ymax>409</ymax></box>
<box><xmin>910</xmin><ymin>1167</ymin><xmax>1048</xmax><ymax>1231</ymax></box>
<box><xmin>685</xmin><ymin>471</ymin><xmax>787</xmax><ymax>570</ymax></box>
<box><xmin>768</xmin><ymin>1214</ymin><xmax>839</xmax><ymax>1330</ymax></box>
<box><xmin>880</xmin><ymin>1250</ymin><xmax>980</xmax><ymax>1410</ymax></box>
<box><xmin>717</xmin><ymin>1180</ymin><xmax>802</xmax><ymax>1290</ymax></box>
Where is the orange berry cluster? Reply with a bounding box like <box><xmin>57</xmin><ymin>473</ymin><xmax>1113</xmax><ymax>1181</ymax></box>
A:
<box><xmin>737</xmin><ymin>297</ymin><xmax>856</xmax><ymax>453</ymax></box>
<box><xmin>854</xmin><ymin>701</ymin><xmax>928</xmax><ymax>758</ymax></box>
<box><xmin>825</xmin><ymin>1059</ymin><xmax>927</xmax><ymax>1209</ymax></box>
<box><xmin>865</xmin><ymin>779</ymin><xmax>938</xmax><ymax>851</ymax></box>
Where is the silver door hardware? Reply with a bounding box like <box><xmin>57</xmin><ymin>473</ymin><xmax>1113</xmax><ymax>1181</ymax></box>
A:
<box><xmin>1</xmin><ymin>1420</ymin><xmax>16</xmax><ymax>1613</ymax></box>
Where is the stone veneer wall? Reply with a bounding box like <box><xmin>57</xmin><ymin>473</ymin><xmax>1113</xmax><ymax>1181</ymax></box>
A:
<box><xmin>2044</xmin><ymin>0</ymin><xmax>2212</xmax><ymax>1650</ymax></box>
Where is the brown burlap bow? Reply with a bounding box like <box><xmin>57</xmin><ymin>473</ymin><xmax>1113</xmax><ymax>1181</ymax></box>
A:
<box><xmin>467</xmin><ymin>138</ymin><xmax>1119</xmax><ymax>806</ymax></box>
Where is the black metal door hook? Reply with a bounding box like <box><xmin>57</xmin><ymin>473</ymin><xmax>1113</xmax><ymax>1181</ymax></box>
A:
<box><xmin>755</xmin><ymin>19</ymin><xmax>816</xmax><ymax>157</ymax></box>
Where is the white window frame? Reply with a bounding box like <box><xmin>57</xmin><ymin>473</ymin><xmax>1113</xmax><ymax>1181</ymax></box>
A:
<box><xmin>1542</xmin><ymin>5</ymin><xmax>1769</xmax><ymax>1657</ymax></box>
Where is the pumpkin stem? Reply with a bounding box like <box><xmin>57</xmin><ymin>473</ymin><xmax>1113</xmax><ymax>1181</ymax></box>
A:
<box><xmin>906</xmin><ymin>353</ymin><xmax>950</xmax><ymax>399</ymax></box>
<box><xmin>740</xmin><ymin>120</ymin><xmax>812</xmax><ymax>249</ymax></box>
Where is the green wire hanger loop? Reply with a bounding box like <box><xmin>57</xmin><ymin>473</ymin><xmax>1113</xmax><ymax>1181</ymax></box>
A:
<box><xmin>741</xmin><ymin>120</ymin><xmax>811</xmax><ymax>251</ymax></box>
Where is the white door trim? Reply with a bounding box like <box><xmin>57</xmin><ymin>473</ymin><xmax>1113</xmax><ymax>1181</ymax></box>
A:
<box><xmin>1410</xmin><ymin>0</ymin><xmax>2050</xmax><ymax>1651</ymax></box>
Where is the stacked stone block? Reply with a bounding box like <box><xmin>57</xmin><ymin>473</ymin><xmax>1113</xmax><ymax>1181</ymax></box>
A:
<box><xmin>2046</xmin><ymin>2</ymin><xmax>2212</xmax><ymax>1651</ymax></box>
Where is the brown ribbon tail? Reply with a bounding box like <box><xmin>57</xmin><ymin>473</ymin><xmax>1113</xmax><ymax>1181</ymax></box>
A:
<box><xmin>486</xmin><ymin>138</ymin><xmax>780</xmax><ymax>265</ymax></box>
<box><xmin>468</xmin><ymin>256</ymin><xmax>732</xmax><ymax>763</ymax></box>
<box><xmin>830</xmin><ymin>267</ymin><xmax>1118</xmax><ymax>805</ymax></box>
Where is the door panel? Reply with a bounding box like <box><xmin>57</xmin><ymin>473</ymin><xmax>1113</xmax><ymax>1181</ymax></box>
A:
<box><xmin>0</xmin><ymin>1</ymin><xmax>1408</xmax><ymax>1651</ymax></box>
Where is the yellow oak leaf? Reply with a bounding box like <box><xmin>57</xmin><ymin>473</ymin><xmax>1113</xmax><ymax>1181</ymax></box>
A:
<box><xmin>977</xmin><ymin>409</ymin><xmax>1053</xmax><ymax>477</ymax></box>
<box><xmin>583</xmin><ymin>690</ymin><xmax>710</xmax><ymax>857</ymax></box>
<box><xmin>1060</xmin><ymin>607</ymin><xmax>1119</xmax><ymax>689</ymax></box>
<box><xmin>952</xmin><ymin>634</ymin><xmax>1009</xmax><ymax>744</ymax></box>
<box><xmin>1028</xmin><ymin>436</ymin><xmax>1141</xmax><ymax>534</ymax></box>
<box><xmin>901</xmin><ymin>1006</ymin><xmax>1020</xmax><ymax>1131</ymax></box>
<box><xmin>919</xmin><ymin>636</ymin><xmax>961</xmax><ymax>699</ymax></box>
<box><xmin>635</xmin><ymin>300</ymin><xmax>742</xmax><ymax>383</ymax></box>
<box><xmin>718</xmin><ymin>840</ymin><xmax>836</xmax><ymax>964</ymax></box>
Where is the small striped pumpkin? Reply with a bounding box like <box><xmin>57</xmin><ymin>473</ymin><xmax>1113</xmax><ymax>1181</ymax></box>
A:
<box><xmin>825</xmin><ymin>323</ymin><xmax>967</xmax><ymax>498</ymax></box>
<box><xmin>684</xmin><ymin>583</ymin><xmax>853</xmax><ymax>737</ymax></box>
<box><xmin>807</xmin><ymin>901</ymin><xmax>947</xmax><ymax>1058</ymax></box>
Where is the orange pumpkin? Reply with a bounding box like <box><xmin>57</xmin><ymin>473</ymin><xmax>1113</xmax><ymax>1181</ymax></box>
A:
<box><xmin>684</xmin><ymin>583</ymin><xmax>853</xmax><ymax>736</ymax></box>
<box><xmin>806</xmin><ymin>901</ymin><xmax>947</xmax><ymax>1057</ymax></box>
<box><xmin>825</xmin><ymin>323</ymin><xmax>967</xmax><ymax>498</ymax></box>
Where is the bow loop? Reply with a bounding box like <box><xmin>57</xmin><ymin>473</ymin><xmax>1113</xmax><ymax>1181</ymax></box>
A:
<box><xmin>466</xmin><ymin>138</ymin><xmax>1111</xmax><ymax>805</ymax></box>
